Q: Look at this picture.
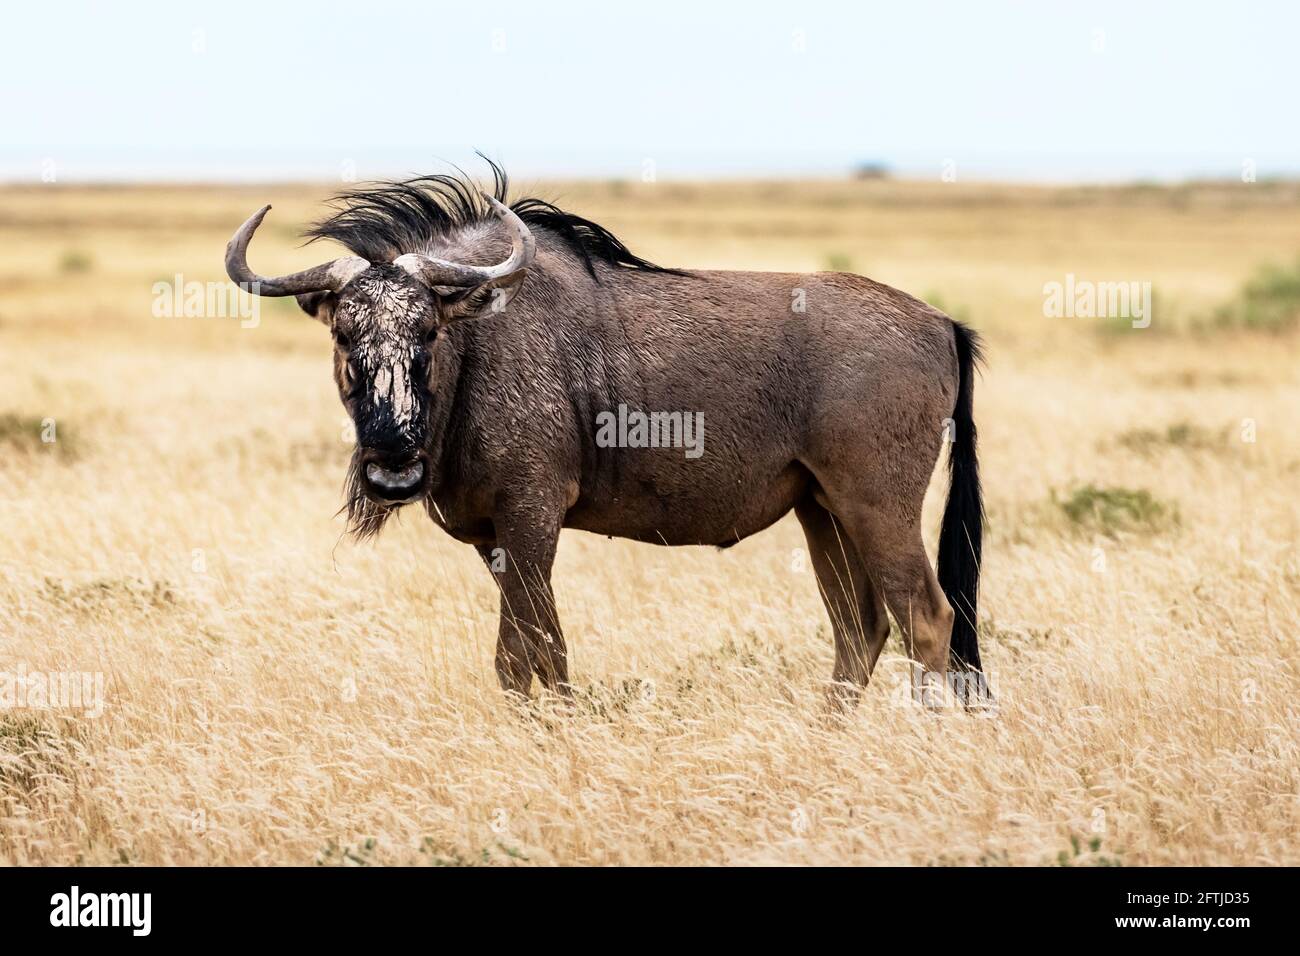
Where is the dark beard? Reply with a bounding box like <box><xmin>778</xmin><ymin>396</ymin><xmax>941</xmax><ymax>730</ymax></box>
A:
<box><xmin>341</xmin><ymin>449</ymin><xmax>394</xmax><ymax>541</ymax></box>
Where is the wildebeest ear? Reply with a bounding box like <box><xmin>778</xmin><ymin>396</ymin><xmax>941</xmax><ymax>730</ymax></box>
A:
<box><xmin>295</xmin><ymin>290</ymin><xmax>335</xmax><ymax>323</ymax></box>
<box><xmin>438</xmin><ymin>271</ymin><xmax>527</xmax><ymax>325</ymax></box>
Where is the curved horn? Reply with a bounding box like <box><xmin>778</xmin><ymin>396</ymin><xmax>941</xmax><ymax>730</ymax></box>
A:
<box><xmin>394</xmin><ymin>195</ymin><xmax>536</xmax><ymax>288</ymax></box>
<box><xmin>225</xmin><ymin>205</ymin><xmax>369</xmax><ymax>296</ymax></box>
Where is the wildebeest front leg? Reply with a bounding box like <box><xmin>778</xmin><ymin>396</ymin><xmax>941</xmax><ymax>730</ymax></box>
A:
<box><xmin>476</xmin><ymin>508</ymin><xmax>569</xmax><ymax>697</ymax></box>
<box><xmin>476</xmin><ymin>544</ymin><xmax>532</xmax><ymax>695</ymax></box>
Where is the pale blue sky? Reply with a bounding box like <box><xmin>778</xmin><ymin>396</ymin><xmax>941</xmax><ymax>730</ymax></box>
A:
<box><xmin>3</xmin><ymin>0</ymin><xmax>1297</xmax><ymax>182</ymax></box>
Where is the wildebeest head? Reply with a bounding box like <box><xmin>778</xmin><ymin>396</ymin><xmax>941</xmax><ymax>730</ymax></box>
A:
<box><xmin>224</xmin><ymin>196</ymin><xmax>534</xmax><ymax>526</ymax></box>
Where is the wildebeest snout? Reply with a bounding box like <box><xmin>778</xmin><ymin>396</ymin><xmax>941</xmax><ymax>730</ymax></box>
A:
<box><xmin>360</xmin><ymin>451</ymin><xmax>427</xmax><ymax>503</ymax></box>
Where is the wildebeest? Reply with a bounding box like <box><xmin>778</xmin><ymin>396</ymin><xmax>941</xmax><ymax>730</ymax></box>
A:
<box><xmin>225</xmin><ymin>161</ymin><xmax>986</xmax><ymax>707</ymax></box>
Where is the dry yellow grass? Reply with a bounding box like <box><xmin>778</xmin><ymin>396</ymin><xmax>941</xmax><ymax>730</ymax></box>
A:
<box><xmin>1</xmin><ymin>178</ymin><xmax>1298</xmax><ymax>865</ymax></box>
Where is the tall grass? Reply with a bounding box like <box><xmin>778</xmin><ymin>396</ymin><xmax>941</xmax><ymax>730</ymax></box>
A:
<box><xmin>0</xmin><ymin>179</ymin><xmax>1297</xmax><ymax>865</ymax></box>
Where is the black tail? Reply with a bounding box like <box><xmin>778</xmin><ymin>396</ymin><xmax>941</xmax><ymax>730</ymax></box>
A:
<box><xmin>937</xmin><ymin>321</ymin><xmax>985</xmax><ymax>674</ymax></box>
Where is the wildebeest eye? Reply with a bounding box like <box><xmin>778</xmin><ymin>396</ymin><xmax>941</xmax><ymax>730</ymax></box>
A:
<box><xmin>334</xmin><ymin>329</ymin><xmax>351</xmax><ymax>350</ymax></box>
<box><xmin>341</xmin><ymin>356</ymin><xmax>363</xmax><ymax>399</ymax></box>
<box><xmin>411</xmin><ymin>349</ymin><xmax>430</xmax><ymax>382</ymax></box>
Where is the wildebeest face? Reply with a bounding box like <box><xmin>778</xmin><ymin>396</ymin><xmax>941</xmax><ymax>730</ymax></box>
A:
<box><xmin>224</xmin><ymin>196</ymin><xmax>535</xmax><ymax>529</ymax></box>
<box><xmin>303</xmin><ymin>265</ymin><xmax>438</xmax><ymax>505</ymax></box>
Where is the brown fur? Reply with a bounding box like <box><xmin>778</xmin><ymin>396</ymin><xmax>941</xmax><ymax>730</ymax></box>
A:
<box><xmin>276</xmin><ymin>186</ymin><xmax>982</xmax><ymax>706</ymax></box>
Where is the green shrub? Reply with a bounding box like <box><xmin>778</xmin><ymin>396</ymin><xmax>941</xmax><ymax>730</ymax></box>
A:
<box><xmin>1054</xmin><ymin>834</ymin><xmax>1122</xmax><ymax>867</ymax></box>
<box><xmin>1055</xmin><ymin>484</ymin><xmax>1177</xmax><ymax>535</ymax></box>
<box><xmin>58</xmin><ymin>250</ymin><xmax>94</xmax><ymax>274</ymax></box>
<box><xmin>1207</xmin><ymin>258</ymin><xmax>1300</xmax><ymax>333</ymax></box>
<box><xmin>0</xmin><ymin>411</ymin><xmax>79</xmax><ymax>457</ymax></box>
<box><xmin>1116</xmin><ymin>421</ymin><xmax>1223</xmax><ymax>454</ymax></box>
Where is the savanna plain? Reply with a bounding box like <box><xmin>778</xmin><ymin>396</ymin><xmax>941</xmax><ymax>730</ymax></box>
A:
<box><xmin>1</xmin><ymin>176</ymin><xmax>1297</xmax><ymax>865</ymax></box>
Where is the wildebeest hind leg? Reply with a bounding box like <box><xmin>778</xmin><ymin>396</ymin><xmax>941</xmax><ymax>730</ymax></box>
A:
<box><xmin>832</xmin><ymin>506</ymin><xmax>955</xmax><ymax>706</ymax></box>
<box><xmin>795</xmin><ymin>497</ymin><xmax>891</xmax><ymax>711</ymax></box>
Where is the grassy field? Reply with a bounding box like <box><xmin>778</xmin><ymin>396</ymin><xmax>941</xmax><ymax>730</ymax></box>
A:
<box><xmin>1</xmin><ymin>176</ymin><xmax>1298</xmax><ymax>866</ymax></box>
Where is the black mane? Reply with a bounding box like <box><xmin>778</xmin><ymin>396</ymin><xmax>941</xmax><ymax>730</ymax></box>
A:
<box><xmin>304</xmin><ymin>157</ymin><xmax>682</xmax><ymax>279</ymax></box>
